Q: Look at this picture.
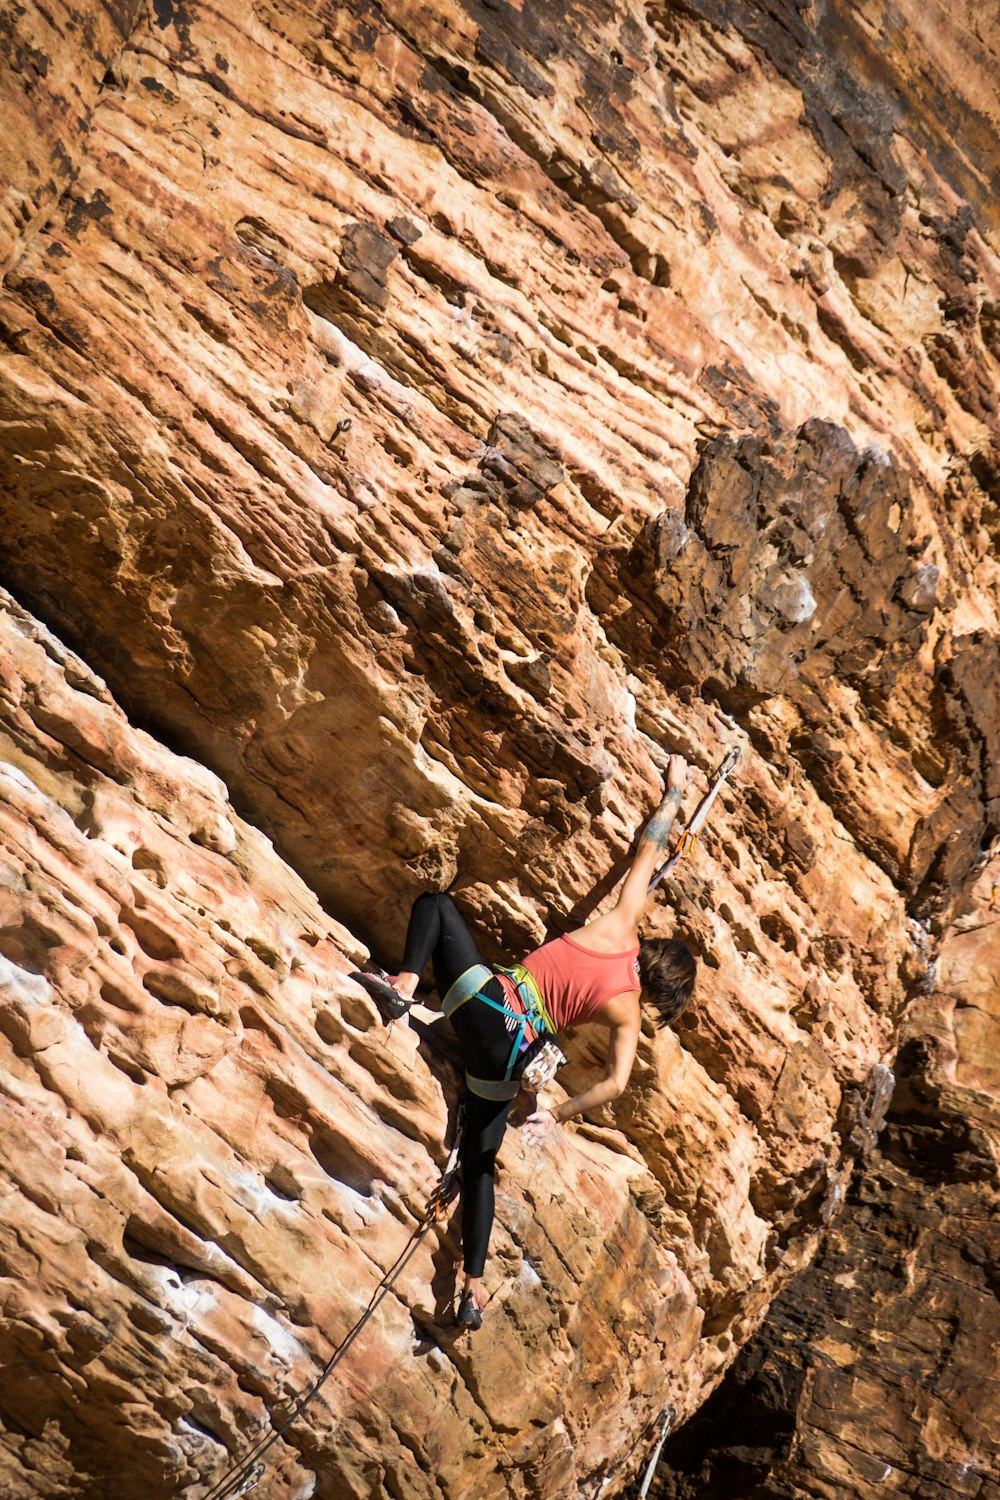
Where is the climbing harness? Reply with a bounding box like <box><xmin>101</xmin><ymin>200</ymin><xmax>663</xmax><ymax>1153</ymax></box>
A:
<box><xmin>637</xmin><ymin>1406</ymin><xmax>676</xmax><ymax>1497</ymax></box>
<box><xmin>648</xmin><ymin>747</ymin><xmax>739</xmax><ymax>893</ymax></box>
<box><xmin>442</xmin><ymin>962</ymin><xmax>558</xmax><ymax>1097</ymax></box>
<box><xmin>199</xmin><ymin>1105</ymin><xmax>466</xmax><ymax>1500</ymax></box>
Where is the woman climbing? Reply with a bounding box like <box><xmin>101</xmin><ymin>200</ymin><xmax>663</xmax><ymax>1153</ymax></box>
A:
<box><xmin>355</xmin><ymin>754</ymin><xmax>697</xmax><ymax>1330</ymax></box>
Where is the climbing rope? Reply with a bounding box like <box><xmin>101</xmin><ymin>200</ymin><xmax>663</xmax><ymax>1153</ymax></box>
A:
<box><xmin>199</xmin><ymin>1104</ymin><xmax>466</xmax><ymax>1500</ymax></box>
<box><xmin>648</xmin><ymin>747</ymin><xmax>739</xmax><ymax>892</ymax></box>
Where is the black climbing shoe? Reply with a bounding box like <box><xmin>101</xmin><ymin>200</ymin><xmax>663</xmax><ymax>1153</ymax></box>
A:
<box><xmin>455</xmin><ymin>1293</ymin><xmax>483</xmax><ymax>1331</ymax></box>
<box><xmin>352</xmin><ymin>966</ymin><xmax>410</xmax><ymax>1023</ymax></box>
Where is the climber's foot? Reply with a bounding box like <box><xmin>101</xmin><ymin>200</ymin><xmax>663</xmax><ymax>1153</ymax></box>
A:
<box><xmin>352</xmin><ymin>965</ymin><xmax>410</xmax><ymax>1023</ymax></box>
<box><xmin>455</xmin><ymin>1292</ymin><xmax>483</xmax><ymax>1331</ymax></box>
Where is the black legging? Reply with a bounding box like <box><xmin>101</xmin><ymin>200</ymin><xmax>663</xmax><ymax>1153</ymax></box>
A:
<box><xmin>401</xmin><ymin>892</ymin><xmax>518</xmax><ymax>1278</ymax></box>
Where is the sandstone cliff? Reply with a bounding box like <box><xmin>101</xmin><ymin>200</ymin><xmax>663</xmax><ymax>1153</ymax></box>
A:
<box><xmin>650</xmin><ymin>866</ymin><xmax>1000</xmax><ymax>1499</ymax></box>
<box><xmin>0</xmin><ymin>1</ymin><xmax>998</xmax><ymax>1496</ymax></box>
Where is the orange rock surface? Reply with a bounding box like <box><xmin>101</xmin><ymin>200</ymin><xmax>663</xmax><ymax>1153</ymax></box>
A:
<box><xmin>650</xmin><ymin>865</ymin><xmax>1000</xmax><ymax>1500</ymax></box>
<box><xmin>0</xmin><ymin>0</ymin><xmax>998</xmax><ymax>1495</ymax></box>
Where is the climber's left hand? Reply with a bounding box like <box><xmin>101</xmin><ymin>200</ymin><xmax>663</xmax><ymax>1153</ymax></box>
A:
<box><xmin>522</xmin><ymin>1108</ymin><xmax>557</xmax><ymax>1146</ymax></box>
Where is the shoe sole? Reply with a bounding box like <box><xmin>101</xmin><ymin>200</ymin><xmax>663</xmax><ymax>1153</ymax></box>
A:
<box><xmin>351</xmin><ymin>971</ymin><xmax>410</xmax><ymax>1021</ymax></box>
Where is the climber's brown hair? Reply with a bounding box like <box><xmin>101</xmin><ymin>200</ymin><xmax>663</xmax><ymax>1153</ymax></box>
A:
<box><xmin>638</xmin><ymin>937</ymin><xmax>697</xmax><ymax>1028</ymax></box>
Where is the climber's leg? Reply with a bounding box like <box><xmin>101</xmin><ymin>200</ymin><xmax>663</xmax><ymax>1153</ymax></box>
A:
<box><xmin>395</xmin><ymin>891</ymin><xmax>483</xmax><ymax>1002</ymax></box>
<box><xmin>459</xmin><ymin>1089</ymin><xmax>516</xmax><ymax>1315</ymax></box>
<box><xmin>354</xmin><ymin>891</ymin><xmax>483</xmax><ymax>1020</ymax></box>
<box><xmin>366</xmin><ymin>890</ymin><xmax>516</xmax><ymax>1323</ymax></box>
<box><xmin>445</xmin><ymin>993</ymin><xmax>521</xmax><ymax>1326</ymax></box>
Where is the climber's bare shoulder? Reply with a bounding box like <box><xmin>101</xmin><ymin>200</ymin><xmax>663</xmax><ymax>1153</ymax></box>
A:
<box><xmin>592</xmin><ymin>987</ymin><xmax>641</xmax><ymax>1031</ymax></box>
<box><xmin>569</xmin><ymin>907</ymin><xmax>640</xmax><ymax>954</ymax></box>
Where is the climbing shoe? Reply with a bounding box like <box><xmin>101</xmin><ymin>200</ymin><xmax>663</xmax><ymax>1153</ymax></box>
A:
<box><xmin>352</xmin><ymin>966</ymin><xmax>410</xmax><ymax>1023</ymax></box>
<box><xmin>455</xmin><ymin>1293</ymin><xmax>483</xmax><ymax>1331</ymax></box>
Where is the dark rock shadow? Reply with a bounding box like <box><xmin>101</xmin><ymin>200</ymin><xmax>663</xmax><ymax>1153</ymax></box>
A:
<box><xmin>407</xmin><ymin>1002</ymin><xmax>465</xmax><ymax>1096</ymax></box>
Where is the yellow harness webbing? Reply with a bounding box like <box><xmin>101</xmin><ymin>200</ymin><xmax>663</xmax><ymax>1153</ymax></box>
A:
<box><xmin>442</xmin><ymin>962</ymin><xmax>553</xmax><ymax>1094</ymax></box>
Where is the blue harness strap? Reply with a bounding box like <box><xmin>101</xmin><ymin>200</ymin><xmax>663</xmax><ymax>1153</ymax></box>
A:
<box><xmin>443</xmin><ymin>963</ymin><xmax>552</xmax><ymax>1085</ymax></box>
<box><xmin>442</xmin><ymin>964</ymin><xmax>494</xmax><ymax>1016</ymax></box>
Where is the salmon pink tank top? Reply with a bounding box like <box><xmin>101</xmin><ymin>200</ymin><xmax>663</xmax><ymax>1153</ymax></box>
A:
<box><xmin>521</xmin><ymin>934</ymin><xmax>641</xmax><ymax>1031</ymax></box>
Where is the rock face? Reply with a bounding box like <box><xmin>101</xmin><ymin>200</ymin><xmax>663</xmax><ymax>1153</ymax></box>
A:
<box><xmin>649</xmin><ymin>870</ymin><xmax>1000</xmax><ymax>1500</ymax></box>
<box><xmin>0</xmin><ymin>2</ymin><xmax>143</xmax><ymax>279</ymax></box>
<box><xmin>0</xmin><ymin>583</ymin><xmax>902</xmax><ymax>1497</ymax></box>
<box><xmin>0</xmin><ymin>0</ymin><xmax>998</xmax><ymax>1496</ymax></box>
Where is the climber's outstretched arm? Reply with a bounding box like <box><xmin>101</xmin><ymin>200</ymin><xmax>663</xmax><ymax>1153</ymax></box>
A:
<box><xmin>557</xmin><ymin>1008</ymin><xmax>640</xmax><ymax>1120</ymax></box>
<box><xmin>575</xmin><ymin>754</ymin><xmax>689</xmax><ymax>949</ymax></box>
<box><xmin>613</xmin><ymin>754</ymin><xmax>689</xmax><ymax>924</ymax></box>
<box><xmin>522</xmin><ymin>1004</ymin><xmax>640</xmax><ymax>1143</ymax></box>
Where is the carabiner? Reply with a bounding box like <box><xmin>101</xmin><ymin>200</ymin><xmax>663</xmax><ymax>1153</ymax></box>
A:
<box><xmin>230</xmin><ymin>1463</ymin><xmax>265</xmax><ymax>1497</ymax></box>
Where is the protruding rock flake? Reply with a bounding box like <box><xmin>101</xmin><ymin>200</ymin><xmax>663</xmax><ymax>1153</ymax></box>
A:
<box><xmin>0</xmin><ymin>0</ymin><xmax>999</xmax><ymax>1496</ymax></box>
<box><xmin>897</xmin><ymin>561</ymin><xmax>942</xmax><ymax>613</ymax></box>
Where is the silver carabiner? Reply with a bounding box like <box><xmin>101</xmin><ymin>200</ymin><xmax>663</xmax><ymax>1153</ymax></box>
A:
<box><xmin>638</xmin><ymin>1406</ymin><xmax>676</xmax><ymax>1497</ymax></box>
<box><xmin>231</xmin><ymin>1463</ymin><xmax>265</xmax><ymax>1496</ymax></box>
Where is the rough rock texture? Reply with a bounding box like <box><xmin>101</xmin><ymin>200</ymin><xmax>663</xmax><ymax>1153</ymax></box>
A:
<box><xmin>649</xmin><ymin>868</ymin><xmax>1000</xmax><ymax>1500</ymax></box>
<box><xmin>2</xmin><ymin>0</ymin><xmax>999</xmax><ymax>946</ymax></box>
<box><xmin>1</xmin><ymin>586</ymin><xmax>700</xmax><ymax>1499</ymax></box>
<box><xmin>0</xmin><ymin>0</ymin><xmax>998</xmax><ymax>1496</ymax></box>
<box><xmin>0</xmin><ymin>582</ymin><xmax>906</xmax><ymax>1497</ymax></box>
<box><xmin>0</xmin><ymin>2</ymin><xmax>143</xmax><ymax>280</ymax></box>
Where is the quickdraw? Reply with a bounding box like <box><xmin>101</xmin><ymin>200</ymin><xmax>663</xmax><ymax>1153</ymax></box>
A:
<box><xmin>230</xmin><ymin>1465</ymin><xmax>263</xmax><ymax>1496</ymax></box>
<box><xmin>637</xmin><ymin>1406</ymin><xmax>676</xmax><ymax>1497</ymax></box>
<box><xmin>428</xmin><ymin>1100</ymin><xmax>465</xmax><ymax>1224</ymax></box>
<box><xmin>588</xmin><ymin>1401</ymin><xmax>678</xmax><ymax>1497</ymax></box>
<box><xmin>648</xmin><ymin>747</ymin><xmax>739</xmax><ymax>893</ymax></box>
